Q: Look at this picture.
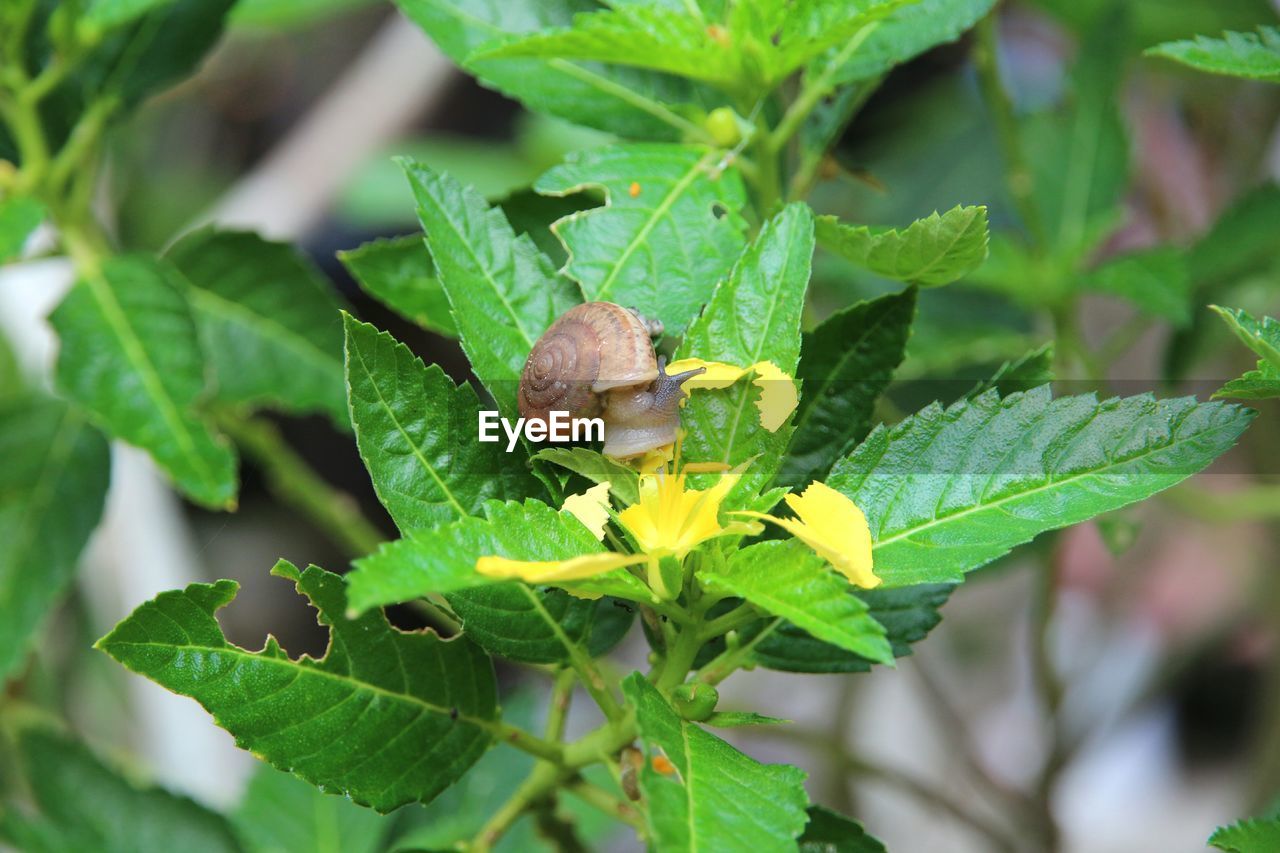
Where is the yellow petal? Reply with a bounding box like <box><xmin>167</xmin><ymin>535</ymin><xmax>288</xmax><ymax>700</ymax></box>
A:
<box><xmin>561</xmin><ymin>482</ymin><xmax>612</xmax><ymax>540</ymax></box>
<box><xmin>737</xmin><ymin>482</ymin><xmax>879</xmax><ymax>588</ymax></box>
<box><xmin>665</xmin><ymin>358</ymin><xmax>746</xmax><ymax>393</ymax></box>
<box><xmin>476</xmin><ymin>552</ymin><xmax>646</xmax><ymax>583</ymax></box>
<box><xmin>667</xmin><ymin>357</ymin><xmax>797</xmax><ymax>430</ymax></box>
<box><xmin>749</xmin><ymin>360</ymin><xmax>799</xmax><ymax>432</ymax></box>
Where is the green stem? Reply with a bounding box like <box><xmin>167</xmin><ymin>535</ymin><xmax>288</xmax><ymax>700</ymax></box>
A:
<box><xmin>545</xmin><ymin>667</ymin><xmax>576</xmax><ymax>742</ymax></box>
<box><xmin>766</xmin><ymin>22</ymin><xmax>881</xmax><ymax>157</ymax></box>
<box><xmin>1029</xmin><ymin>550</ymin><xmax>1065</xmax><ymax>851</ymax></box>
<box><xmin>787</xmin><ymin>77</ymin><xmax>882</xmax><ymax>201</ymax></box>
<box><xmin>47</xmin><ymin>94</ymin><xmax>118</xmax><ymax>193</ymax></box>
<box><xmin>215</xmin><ymin>412</ymin><xmax>386</xmax><ymax>558</ymax></box>
<box><xmin>564</xmin><ymin>779</ymin><xmax>645</xmax><ymax>833</ymax></box>
<box><xmin>974</xmin><ymin>11</ymin><xmax>1046</xmax><ymax>251</ymax></box>
<box><xmin>1163</xmin><ymin>480</ymin><xmax>1280</xmax><ymax>522</ymax></box>
<box><xmin>696</xmin><ymin>616</ymin><xmax>782</xmax><ymax>685</ymax></box>
<box><xmin>470</xmin><ymin>761</ymin><xmax>564</xmax><ymax>852</ymax></box>
<box><xmin>696</xmin><ymin>602</ymin><xmax>759</xmax><ymax>642</ymax></box>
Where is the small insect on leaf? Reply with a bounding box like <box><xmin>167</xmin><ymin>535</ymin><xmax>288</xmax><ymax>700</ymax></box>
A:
<box><xmin>629</xmin><ymin>181</ymin><xmax>641</xmax><ymax>197</ymax></box>
<box><xmin>706</xmin><ymin>24</ymin><xmax>730</xmax><ymax>47</ymax></box>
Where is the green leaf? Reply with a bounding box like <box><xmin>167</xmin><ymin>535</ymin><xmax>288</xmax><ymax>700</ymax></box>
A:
<box><xmin>231</xmin><ymin>764</ymin><xmax>388</xmax><ymax>853</ymax></box>
<box><xmin>704</xmin><ymin>711</ymin><xmax>790</xmax><ymax>728</ymax></box>
<box><xmin>1211</xmin><ymin>305</ymin><xmax>1280</xmax><ymax>370</ymax></box>
<box><xmin>166</xmin><ymin>229</ymin><xmax>349</xmax><ymax>426</ymax></box>
<box><xmin>447</xmin><ymin>585</ymin><xmax>629</xmax><ymax>665</ymax></box>
<box><xmin>477</xmin><ymin>1</ymin><xmax>907</xmax><ymax>89</ymax></box>
<box><xmin>402</xmin><ymin>162</ymin><xmax>579</xmax><ymax>413</ymax></box>
<box><xmin>346</xmin><ymin>498</ymin><xmax>649</xmax><ymax>614</ymax></box>
<box><xmin>0</xmin><ymin>396</ymin><xmax>110</xmax><ymax>682</ymax></box>
<box><xmin>339</xmin><ymin>236</ymin><xmax>458</xmax><ymax>338</ymax></box>
<box><xmin>765</xmin><ymin>0</ymin><xmax>911</xmax><ymax>83</ymax></box>
<box><xmin>231</xmin><ymin>0</ymin><xmax>379</xmax><ymax>29</ymax></box>
<box><xmin>0</xmin><ymin>195</ymin><xmax>44</xmax><ymax>263</ymax></box>
<box><xmin>815</xmin><ymin>206</ymin><xmax>989</xmax><ymax>286</ymax></box>
<box><xmin>1080</xmin><ymin>248</ymin><xmax>1192</xmax><ymax>326</ymax></box>
<box><xmin>343</xmin><ymin>315</ymin><xmax>541</xmax><ymax>534</ymax></box>
<box><xmin>394</xmin><ymin>0</ymin><xmax>711</xmax><ymax>140</ymax></box>
<box><xmin>1210</xmin><ymin>817</ymin><xmax>1280</xmax><ymax>852</ymax></box>
<box><xmin>827</xmin><ymin>0</ymin><xmax>997</xmax><ymax>84</ymax></box>
<box><xmin>799</xmin><ymin>806</ymin><xmax>887</xmax><ymax>852</ymax></box>
<box><xmin>1211</xmin><ymin>306</ymin><xmax>1280</xmax><ymax>400</ymax></box>
<box><xmin>533</xmin><ymin>447</ymin><xmax>641</xmax><ymax>505</ymax></box>
<box><xmin>1215</xmin><ymin>362</ymin><xmax>1280</xmax><ymax>400</ymax></box>
<box><xmin>535</xmin><ymin>143</ymin><xmax>748</xmax><ymax>335</ymax></box>
<box><xmin>623</xmin><ymin>674</ymin><xmax>811</xmax><ymax>852</ymax></box>
<box><xmin>49</xmin><ymin>254</ymin><xmax>237</xmax><ymax>509</ymax></box>
<box><xmin>1188</xmin><ymin>183</ymin><xmax>1280</xmax><ymax>284</ymax></box>
<box><xmin>473</xmin><ymin>5</ymin><xmax>750</xmax><ymax>90</ymax></box>
<box><xmin>702</xmin><ymin>540</ymin><xmax>893</xmax><ymax>664</ymax></box>
<box><xmin>0</xmin><ymin>721</ymin><xmax>242</xmax><ymax>853</ymax></box>
<box><xmin>751</xmin><ymin>582</ymin><xmax>953</xmax><ymax>673</ymax></box>
<box><xmin>828</xmin><ymin>387</ymin><xmax>1255</xmax><ymax>587</ymax></box>
<box><xmin>780</xmin><ymin>288</ymin><xmax>916</xmax><ymax>487</ymax></box>
<box><xmin>95</xmin><ymin>561</ymin><xmax>498</xmax><ymax>812</ymax></box>
<box><xmin>966</xmin><ymin>343</ymin><xmax>1055</xmax><ymax>399</ymax></box>
<box><xmin>675</xmin><ymin>203</ymin><xmax>813</xmax><ymax>502</ymax></box>
<box><xmin>1024</xmin><ymin>7</ymin><xmax>1129</xmax><ymax>257</ymax></box>
<box><xmin>1146</xmin><ymin>26</ymin><xmax>1280</xmax><ymax>82</ymax></box>
<box><xmin>82</xmin><ymin>0</ymin><xmax>175</xmax><ymax>31</ymax></box>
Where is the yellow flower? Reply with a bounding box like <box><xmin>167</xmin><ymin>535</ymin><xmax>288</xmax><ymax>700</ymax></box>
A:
<box><xmin>617</xmin><ymin>463</ymin><xmax>760</xmax><ymax>560</ymax></box>
<box><xmin>476</xmin><ymin>552</ymin><xmax>645</xmax><ymax>583</ymax></box>
<box><xmin>561</xmin><ymin>482</ymin><xmax>612</xmax><ymax>541</ymax></box>
<box><xmin>738</xmin><ymin>482</ymin><xmax>879</xmax><ymax>588</ymax></box>
<box><xmin>665</xmin><ymin>357</ymin><xmax>799</xmax><ymax>432</ymax></box>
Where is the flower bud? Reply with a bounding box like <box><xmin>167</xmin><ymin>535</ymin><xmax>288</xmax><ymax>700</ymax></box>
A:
<box><xmin>672</xmin><ymin>682</ymin><xmax>719</xmax><ymax>721</ymax></box>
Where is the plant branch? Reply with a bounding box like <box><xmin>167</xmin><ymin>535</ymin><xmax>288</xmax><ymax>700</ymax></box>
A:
<box><xmin>546</xmin><ymin>667</ymin><xmax>576</xmax><ymax>742</ymax></box>
<box><xmin>214</xmin><ymin>412</ymin><xmax>385</xmax><ymax>557</ymax></box>
<box><xmin>766</xmin><ymin>22</ymin><xmax>881</xmax><ymax>156</ymax></box>
<box><xmin>974</xmin><ymin>11</ymin><xmax>1045</xmax><ymax>250</ymax></box>
<box><xmin>695</xmin><ymin>616</ymin><xmax>782</xmax><ymax>685</ymax></box>
<box><xmin>564</xmin><ymin>778</ymin><xmax>645</xmax><ymax>833</ymax></box>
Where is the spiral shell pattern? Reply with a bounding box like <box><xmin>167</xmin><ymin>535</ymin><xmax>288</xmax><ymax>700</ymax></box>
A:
<box><xmin>518</xmin><ymin>302</ymin><xmax>659</xmax><ymax>424</ymax></box>
<box><xmin>518</xmin><ymin>322</ymin><xmax>600</xmax><ymax>422</ymax></box>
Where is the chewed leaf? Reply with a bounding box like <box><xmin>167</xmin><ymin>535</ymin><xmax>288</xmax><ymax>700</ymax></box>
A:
<box><xmin>96</xmin><ymin>561</ymin><xmax>498</xmax><ymax>813</ymax></box>
<box><xmin>536</xmin><ymin>144</ymin><xmax>749</xmax><ymax>335</ymax></box>
<box><xmin>561</xmin><ymin>482</ymin><xmax>613</xmax><ymax>540</ymax></box>
<box><xmin>667</xmin><ymin>357</ymin><xmax>799</xmax><ymax>432</ymax></box>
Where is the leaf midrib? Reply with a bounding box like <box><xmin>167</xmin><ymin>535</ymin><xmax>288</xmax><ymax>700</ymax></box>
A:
<box><xmin>349</xmin><ymin>341</ymin><xmax>469</xmax><ymax>520</ymax></box>
<box><xmin>83</xmin><ymin>270</ymin><xmax>219</xmax><ymax>490</ymax></box>
<box><xmin>589</xmin><ymin>150</ymin><xmax>717</xmax><ymax>302</ymax></box>
<box><xmin>100</xmin><ymin>638</ymin><xmax>495</xmax><ymax>730</ymax></box>
<box><xmin>418</xmin><ymin>183</ymin><xmax>543</xmax><ymax>350</ymax></box>
<box><xmin>0</xmin><ymin>407</ymin><xmax>85</xmax><ymax>614</ymax></box>
<box><xmin>189</xmin><ymin>288</ymin><xmax>341</xmax><ymax>377</ymax></box>
<box><xmin>899</xmin><ymin>208</ymin><xmax>981</xmax><ymax>282</ymax></box>
<box><xmin>870</xmin><ymin>410</ymin><xmax>1245</xmax><ymax>550</ymax></box>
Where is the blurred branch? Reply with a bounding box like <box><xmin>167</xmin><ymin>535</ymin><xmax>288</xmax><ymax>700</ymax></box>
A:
<box><xmin>215</xmin><ymin>412</ymin><xmax>385</xmax><ymax>559</ymax></box>
<box><xmin>203</xmin><ymin>14</ymin><xmax>454</xmax><ymax>240</ymax></box>
<box><xmin>974</xmin><ymin>10</ymin><xmax>1045</xmax><ymax>251</ymax></box>
<box><xmin>1163</xmin><ymin>480</ymin><xmax>1280</xmax><ymax>522</ymax></box>
<box><xmin>755</xmin><ymin>724</ymin><xmax>1021</xmax><ymax>853</ymax></box>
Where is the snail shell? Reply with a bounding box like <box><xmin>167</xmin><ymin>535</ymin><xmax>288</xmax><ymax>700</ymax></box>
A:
<box><xmin>518</xmin><ymin>302</ymin><xmax>702</xmax><ymax>458</ymax></box>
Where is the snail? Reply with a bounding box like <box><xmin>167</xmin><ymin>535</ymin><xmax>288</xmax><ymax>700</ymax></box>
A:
<box><xmin>518</xmin><ymin>302</ymin><xmax>704</xmax><ymax>458</ymax></box>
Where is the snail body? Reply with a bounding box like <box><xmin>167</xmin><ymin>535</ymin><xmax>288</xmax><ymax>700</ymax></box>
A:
<box><xmin>518</xmin><ymin>302</ymin><xmax>702</xmax><ymax>458</ymax></box>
